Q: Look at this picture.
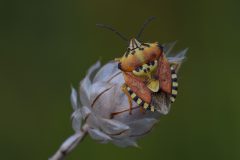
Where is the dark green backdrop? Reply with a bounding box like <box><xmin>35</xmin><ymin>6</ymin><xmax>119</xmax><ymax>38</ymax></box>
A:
<box><xmin>0</xmin><ymin>0</ymin><xmax>239</xmax><ymax>159</ymax></box>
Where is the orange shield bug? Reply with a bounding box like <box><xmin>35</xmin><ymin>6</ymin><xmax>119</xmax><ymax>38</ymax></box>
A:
<box><xmin>97</xmin><ymin>17</ymin><xmax>178</xmax><ymax>113</ymax></box>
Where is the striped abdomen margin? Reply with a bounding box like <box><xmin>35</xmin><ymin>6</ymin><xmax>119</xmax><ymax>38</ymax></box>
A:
<box><xmin>170</xmin><ymin>65</ymin><xmax>178</xmax><ymax>103</ymax></box>
<box><xmin>126</xmin><ymin>86</ymin><xmax>156</xmax><ymax>112</ymax></box>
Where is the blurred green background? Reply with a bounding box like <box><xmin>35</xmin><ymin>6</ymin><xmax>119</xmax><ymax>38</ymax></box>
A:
<box><xmin>0</xmin><ymin>0</ymin><xmax>239</xmax><ymax>159</ymax></box>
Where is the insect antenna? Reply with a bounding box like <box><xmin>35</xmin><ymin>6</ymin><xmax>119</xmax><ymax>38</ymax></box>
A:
<box><xmin>136</xmin><ymin>16</ymin><xmax>156</xmax><ymax>40</ymax></box>
<box><xmin>96</xmin><ymin>24</ymin><xmax>128</xmax><ymax>42</ymax></box>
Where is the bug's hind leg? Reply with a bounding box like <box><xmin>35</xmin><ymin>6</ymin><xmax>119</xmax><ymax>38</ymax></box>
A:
<box><xmin>121</xmin><ymin>83</ymin><xmax>133</xmax><ymax>115</ymax></box>
<box><xmin>139</xmin><ymin>106</ymin><xmax>146</xmax><ymax>114</ymax></box>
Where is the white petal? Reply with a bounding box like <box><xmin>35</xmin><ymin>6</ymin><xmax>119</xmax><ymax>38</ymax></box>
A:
<box><xmin>167</xmin><ymin>48</ymin><xmax>188</xmax><ymax>63</ymax></box>
<box><xmin>93</xmin><ymin>61</ymin><xmax>120</xmax><ymax>83</ymax></box>
<box><xmin>89</xmin><ymin>82</ymin><xmax>114</xmax><ymax>105</ymax></box>
<box><xmin>163</xmin><ymin>41</ymin><xmax>177</xmax><ymax>56</ymax></box>
<box><xmin>81</xmin><ymin>106</ymin><xmax>91</xmax><ymax>120</ymax></box>
<box><xmin>95</xmin><ymin>84</ymin><xmax>131</xmax><ymax>113</ymax></box>
<box><xmin>85</xmin><ymin>113</ymin><xmax>101</xmax><ymax>129</ymax></box>
<box><xmin>80</xmin><ymin>61</ymin><xmax>101</xmax><ymax>106</ymax></box>
<box><xmin>88</xmin><ymin>128</ymin><xmax>112</xmax><ymax>143</ymax></box>
<box><xmin>90</xmin><ymin>84</ymin><xmax>119</xmax><ymax>118</ymax></box>
<box><xmin>79</xmin><ymin>79</ymin><xmax>91</xmax><ymax>106</ymax></box>
<box><xmin>70</xmin><ymin>87</ymin><xmax>78</xmax><ymax>111</ymax></box>
<box><xmin>71</xmin><ymin>109</ymin><xmax>82</xmax><ymax>132</ymax></box>
<box><xmin>99</xmin><ymin>118</ymin><xmax>130</xmax><ymax>135</ymax></box>
<box><xmin>175</xmin><ymin>48</ymin><xmax>188</xmax><ymax>58</ymax></box>
<box><xmin>127</xmin><ymin>118</ymin><xmax>158</xmax><ymax>137</ymax></box>
<box><xmin>112</xmin><ymin>138</ymin><xmax>138</xmax><ymax>148</ymax></box>
<box><xmin>167</xmin><ymin>48</ymin><xmax>188</xmax><ymax>73</ymax></box>
<box><xmin>107</xmin><ymin>71</ymin><xmax>124</xmax><ymax>84</ymax></box>
<box><xmin>86</xmin><ymin>61</ymin><xmax>101</xmax><ymax>81</ymax></box>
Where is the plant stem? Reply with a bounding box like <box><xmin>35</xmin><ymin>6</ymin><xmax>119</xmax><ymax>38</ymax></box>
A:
<box><xmin>49</xmin><ymin>124</ymin><xmax>89</xmax><ymax>160</ymax></box>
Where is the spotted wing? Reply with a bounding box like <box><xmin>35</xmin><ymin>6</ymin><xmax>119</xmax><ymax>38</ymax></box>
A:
<box><xmin>123</xmin><ymin>72</ymin><xmax>151</xmax><ymax>104</ymax></box>
<box><xmin>158</xmin><ymin>54</ymin><xmax>172</xmax><ymax>94</ymax></box>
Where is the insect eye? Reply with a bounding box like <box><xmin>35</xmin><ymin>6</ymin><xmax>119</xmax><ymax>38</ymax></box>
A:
<box><xmin>118</xmin><ymin>63</ymin><xmax>122</xmax><ymax>70</ymax></box>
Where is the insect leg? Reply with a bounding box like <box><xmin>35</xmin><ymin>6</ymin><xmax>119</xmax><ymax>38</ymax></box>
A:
<box><xmin>139</xmin><ymin>106</ymin><xmax>146</xmax><ymax>114</ymax></box>
<box><xmin>121</xmin><ymin>83</ymin><xmax>133</xmax><ymax>114</ymax></box>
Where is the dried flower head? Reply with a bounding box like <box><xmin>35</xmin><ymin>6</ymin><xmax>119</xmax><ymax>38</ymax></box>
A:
<box><xmin>50</xmin><ymin>42</ymin><xmax>187</xmax><ymax>160</ymax></box>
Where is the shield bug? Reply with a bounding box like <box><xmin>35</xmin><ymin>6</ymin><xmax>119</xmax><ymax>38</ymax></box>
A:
<box><xmin>97</xmin><ymin>17</ymin><xmax>178</xmax><ymax>113</ymax></box>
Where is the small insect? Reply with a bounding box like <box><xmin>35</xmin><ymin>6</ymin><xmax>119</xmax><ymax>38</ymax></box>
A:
<box><xmin>97</xmin><ymin>17</ymin><xmax>178</xmax><ymax>113</ymax></box>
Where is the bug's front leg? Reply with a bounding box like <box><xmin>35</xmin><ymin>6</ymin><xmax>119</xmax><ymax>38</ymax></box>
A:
<box><xmin>121</xmin><ymin>83</ymin><xmax>133</xmax><ymax>115</ymax></box>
